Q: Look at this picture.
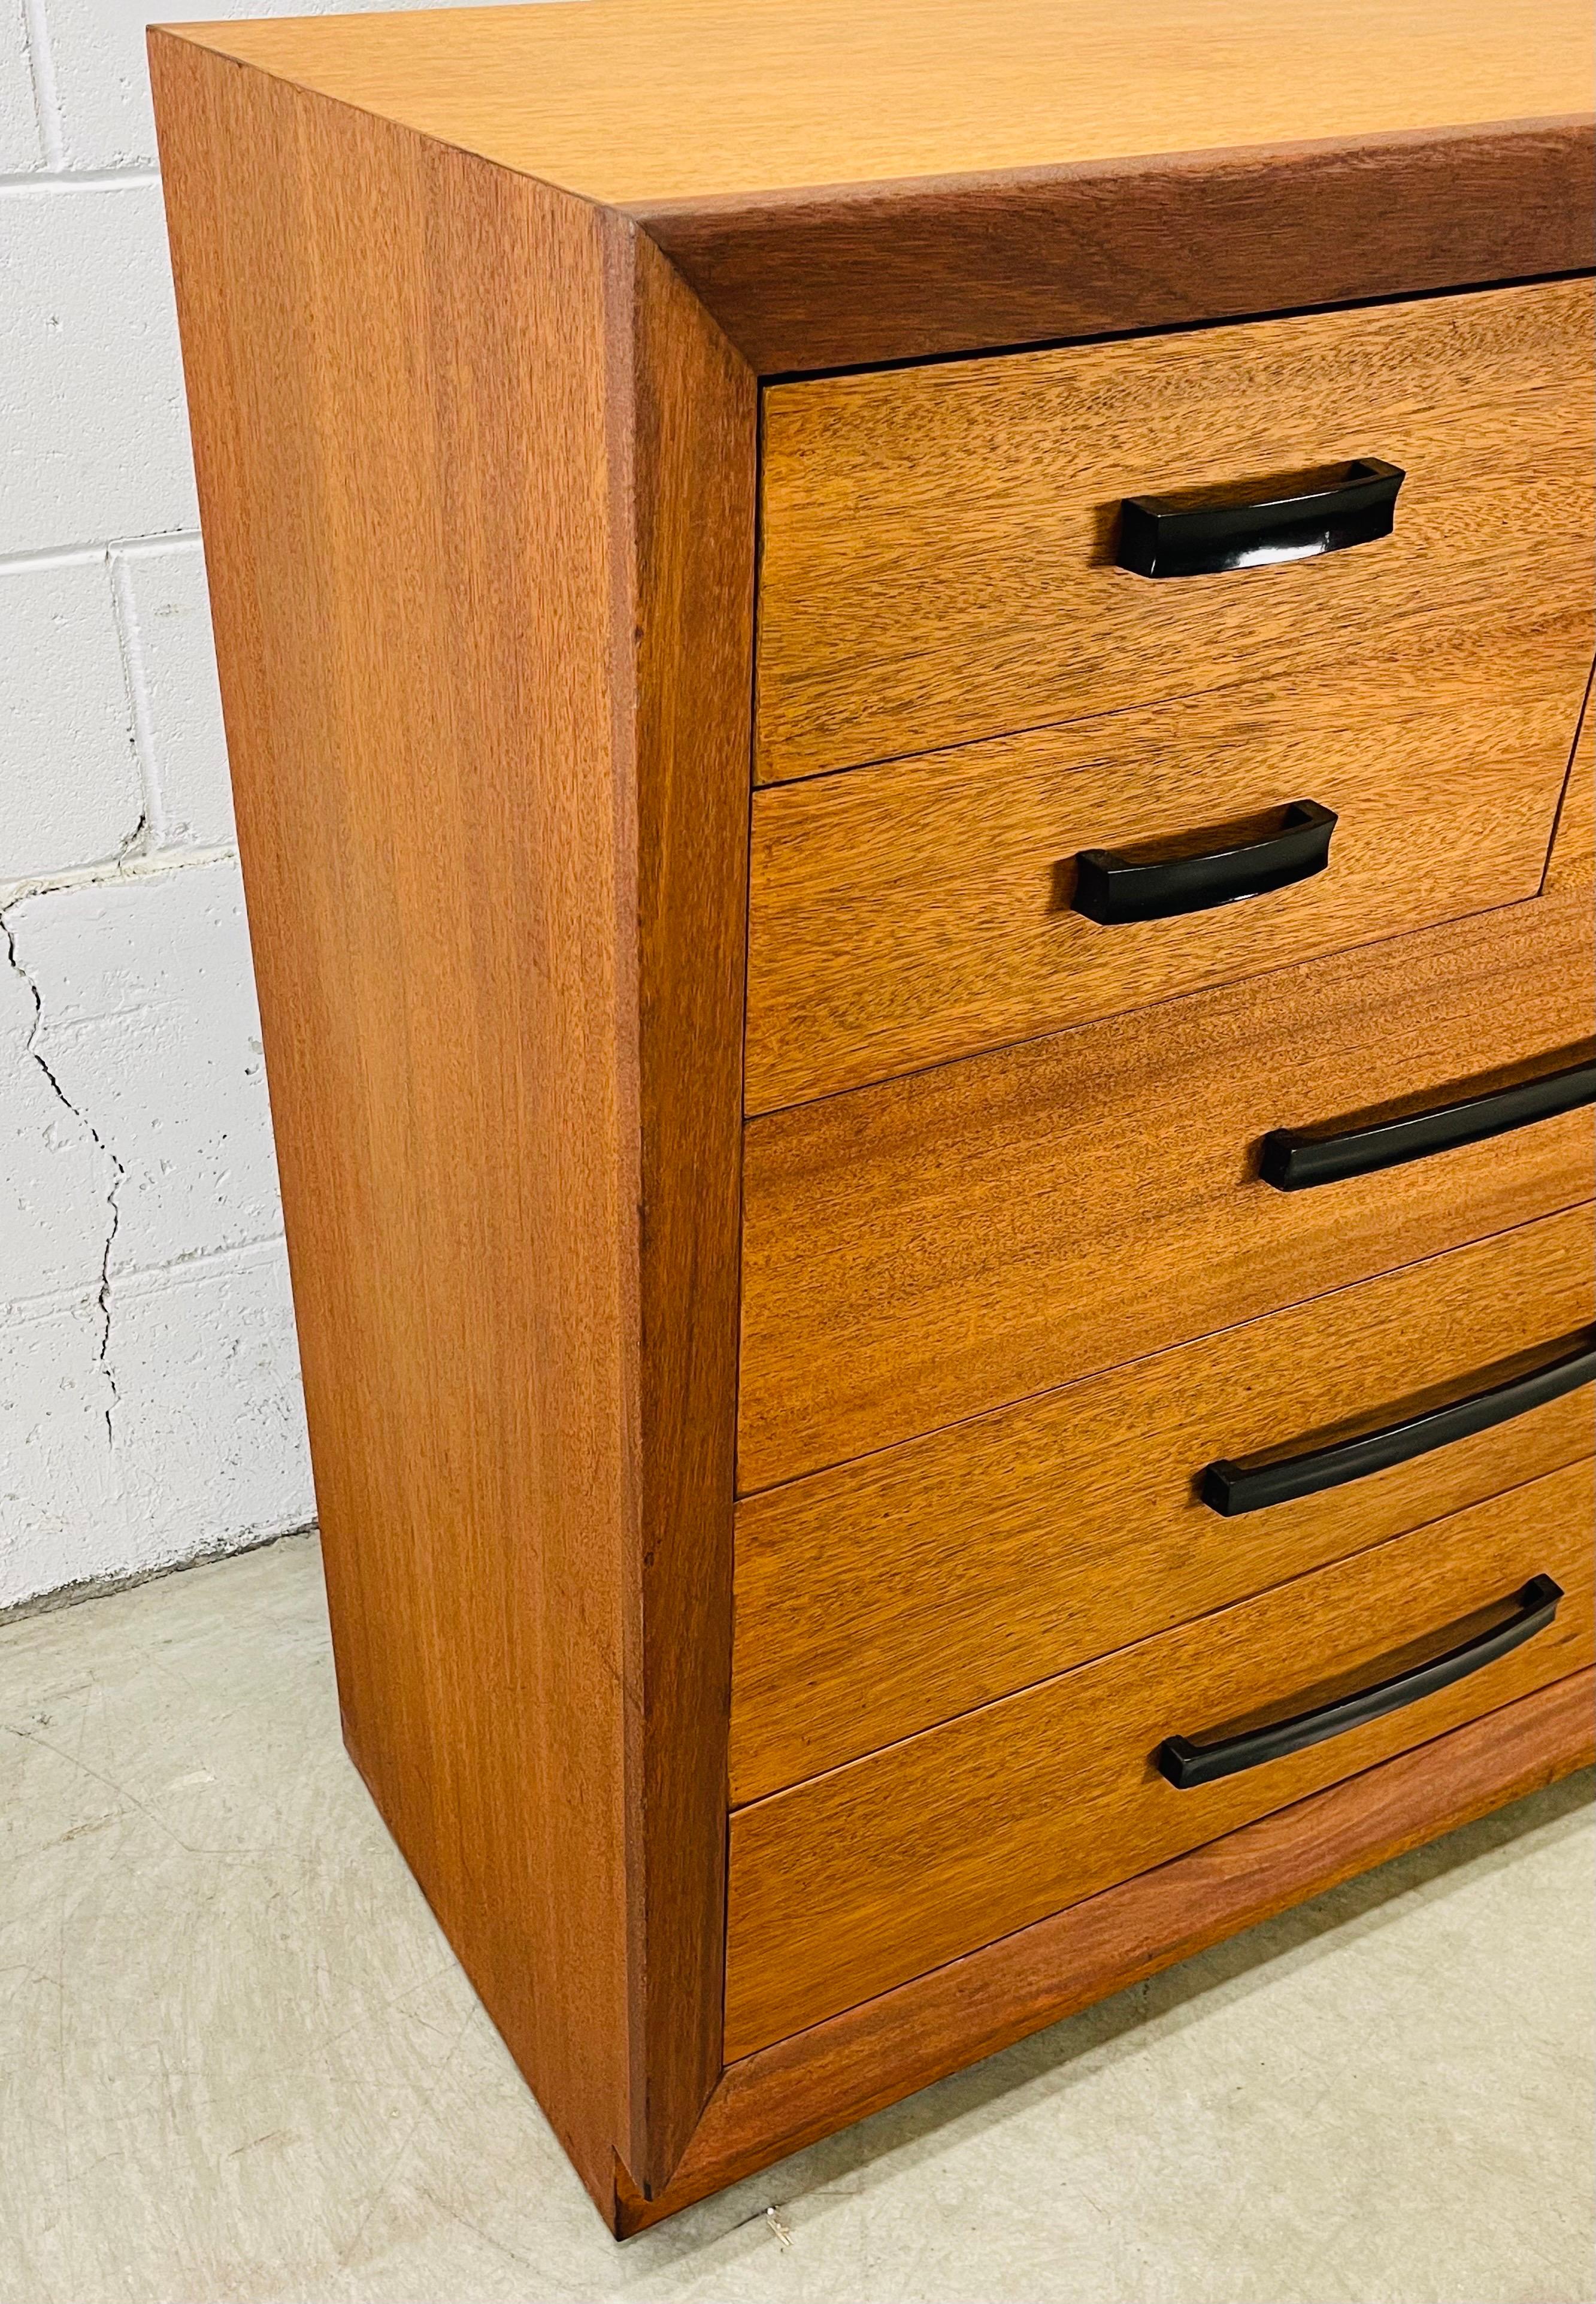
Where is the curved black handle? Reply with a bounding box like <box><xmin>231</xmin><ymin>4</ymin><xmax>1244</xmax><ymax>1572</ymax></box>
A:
<box><xmin>1262</xmin><ymin>1051</ymin><xmax>1596</xmax><ymax>1191</ymax></box>
<box><xmin>1202</xmin><ymin>1328</ymin><xmax>1596</xmax><ymax>1516</ymax></box>
<box><xmin>1158</xmin><ymin>1575</ymin><xmax>1564</xmax><ymax>1789</ymax></box>
<box><xmin>1072</xmin><ymin>801</ymin><xmax>1336</xmax><ymax>924</ymax></box>
<box><xmin>1117</xmin><ymin>458</ymin><xmax>1405</xmax><ymax>579</ymax></box>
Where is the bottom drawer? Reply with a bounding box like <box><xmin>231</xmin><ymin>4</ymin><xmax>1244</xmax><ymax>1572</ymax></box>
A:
<box><xmin>725</xmin><ymin>1459</ymin><xmax>1594</xmax><ymax>2057</ymax></box>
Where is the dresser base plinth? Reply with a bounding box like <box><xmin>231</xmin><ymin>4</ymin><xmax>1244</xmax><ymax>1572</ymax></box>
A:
<box><xmin>613</xmin><ymin>1668</ymin><xmax>1593</xmax><ymax>2235</ymax></box>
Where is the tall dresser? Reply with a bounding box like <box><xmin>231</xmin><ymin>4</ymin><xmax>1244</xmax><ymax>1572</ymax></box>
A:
<box><xmin>150</xmin><ymin>0</ymin><xmax>1595</xmax><ymax>2233</ymax></box>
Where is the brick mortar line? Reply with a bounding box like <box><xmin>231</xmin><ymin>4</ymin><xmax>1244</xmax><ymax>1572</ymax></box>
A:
<box><xmin>0</xmin><ymin>843</ymin><xmax>237</xmax><ymax>910</ymax></box>
<box><xmin>110</xmin><ymin>552</ymin><xmax>166</xmax><ymax>849</ymax></box>
<box><xmin>0</xmin><ymin>165</ymin><xmax>161</xmax><ymax>190</ymax></box>
<box><xmin>17</xmin><ymin>0</ymin><xmax>64</xmax><ymax>167</ymax></box>
<box><xmin>1</xmin><ymin>1231</ymin><xmax>294</xmax><ymax>1323</ymax></box>
<box><xmin>0</xmin><ymin>533</ymin><xmax>202</xmax><ymax>575</ymax></box>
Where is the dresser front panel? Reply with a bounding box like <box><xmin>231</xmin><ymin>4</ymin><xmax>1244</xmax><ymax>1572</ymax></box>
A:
<box><xmin>738</xmin><ymin>898</ymin><xmax>1594</xmax><ymax>1489</ymax></box>
<box><xmin>755</xmin><ymin>280</ymin><xmax>1594</xmax><ymax>785</ymax></box>
<box><xmin>746</xmin><ymin>617</ymin><xmax>1590</xmax><ymax>1112</ymax></box>
<box><xmin>725</xmin><ymin>1461</ymin><xmax>1594</xmax><ymax>2055</ymax></box>
<box><xmin>731</xmin><ymin>1204</ymin><xmax>1595</xmax><ymax>1802</ymax></box>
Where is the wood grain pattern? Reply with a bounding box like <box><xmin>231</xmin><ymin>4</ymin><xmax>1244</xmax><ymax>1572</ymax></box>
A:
<box><xmin>621</xmin><ymin>229</ymin><xmax>756</xmax><ymax>2190</ymax></box>
<box><xmin>739</xmin><ymin>892</ymin><xmax>1596</xmax><ymax>1489</ymax></box>
<box><xmin>159</xmin><ymin>9</ymin><xmax>1594</xmax><ymax>374</ymax></box>
<box><xmin>732</xmin><ymin>1206</ymin><xmax>1595</xmax><ymax>1801</ymax></box>
<box><xmin>159</xmin><ymin>0</ymin><xmax>1589</xmax><ymax>205</ymax></box>
<box><xmin>623</xmin><ymin>1666</ymin><xmax>1596</xmax><ymax>2232</ymax></box>
<box><xmin>640</xmin><ymin>124</ymin><xmax>1595</xmax><ymax>374</ymax></box>
<box><xmin>746</xmin><ymin>617</ymin><xmax>1589</xmax><ymax>1110</ymax></box>
<box><xmin>756</xmin><ymin>281</ymin><xmax>1594</xmax><ymax>782</ymax></box>
<box><xmin>151</xmin><ymin>37</ymin><xmax>755</xmax><ymax>2206</ymax></box>
<box><xmin>725</xmin><ymin>1463</ymin><xmax>1594</xmax><ymax>2055</ymax></box>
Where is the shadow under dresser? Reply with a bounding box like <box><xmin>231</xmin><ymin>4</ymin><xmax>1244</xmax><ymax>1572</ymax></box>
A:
<box><xmin>149</xmin><ymin>0</ymin><xmax>1595</xmax><ymax>2233</ymax></box>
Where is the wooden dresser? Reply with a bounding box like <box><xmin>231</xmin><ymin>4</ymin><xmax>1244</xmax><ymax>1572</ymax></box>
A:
<box><xmin>150</xmin><ymin>0</ymin><xmax>1595</xmax><ymax>2235</ymax></box>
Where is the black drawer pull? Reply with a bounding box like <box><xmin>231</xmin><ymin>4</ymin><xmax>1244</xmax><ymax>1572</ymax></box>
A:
<box><xmin>1202</xmin><ymin>1328</ymin><xmax>1596</xmax><ymax>1515</ymax></box>
<box><xmin>1117</xmin><ymin>458</ymin><xmax>1405</xmax><ymax>580</ymax></box>
<box><xmin>1158</xmin><ymin>1575</ymin><xmax>1564</xmax><ymax>1790</ymax></box>
<box><xmin>1071</xmin><ymin>801</ymin><xmax>1337</xmax><ymax>924</ymax></box>
<box><xmin>1261</xmin><ymin>1051</ymin><xmax>1596</xmax><ymax>1191</ymax></box>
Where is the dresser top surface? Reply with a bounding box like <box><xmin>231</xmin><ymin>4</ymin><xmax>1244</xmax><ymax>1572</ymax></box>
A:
<box><xmin>161</xmin><ymin>0</ymin><xmax>1590</xmax><ymax>209</ymax></box>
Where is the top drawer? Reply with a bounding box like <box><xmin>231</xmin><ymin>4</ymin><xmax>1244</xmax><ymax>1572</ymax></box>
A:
<box><xmin>755</xmin><ymin>280</ymin><xmax>1594</xmax><ymax>785</ymax></box>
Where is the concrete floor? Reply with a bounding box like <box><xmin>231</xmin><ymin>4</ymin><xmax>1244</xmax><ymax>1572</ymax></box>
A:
<box><xmin>2</xmin><ymin>1533</ymin><xmax>1591</xmax><ymax>2304</ymax></box>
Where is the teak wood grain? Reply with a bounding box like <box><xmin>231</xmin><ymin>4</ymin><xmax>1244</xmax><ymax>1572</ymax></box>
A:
<box><xmin>746</xmin><ymin>617</ymin><xmax>1589</xmax><ymax>1110</ymax></box>
<box><xmin>160</xmin><ymin>5</ymin><xmax>1592</xmax><ymax>370</ymax></box>
<box><xmin>159</xmin><ymin>0</ymin><xmax>1591</xmax><ymax>207</ymax></box>
<box><xmin>624</xmin><ymin>1666</ymin><xmax>1595</xmax><ymax>2232</ymax></box>
<box><xmin>756</xmin><ymin>280</ymin><xmax>1594</xmax><ymax>782</ymax></box>
<box><xmin>725</xmin><ymin>1463</ymin><xmax>1595</xmax><ymax>2056</ymax></box>
<box><xmin>151</xmin><ymin>35</ymin><xmax>755</xmax><ymax>2205</ymax></box>
<box><xmin>641</xmin><ymin>128</ymin><xmax>1594</xmax><ymax>376</ymax></box>
<box><xmin>731</xmin><ymin>1206</ymin><xmax>1595</xmax><ymax>1802</ymax></box>
<box><xmin>739</xmin><ymin>892</ymin><xmax>1596</xmax><ymax>1490</ymax></box>
<box><xmin>625</xmin><ymin>217</ymin><xmax>755</xmax><ymax>2191</ymax></box>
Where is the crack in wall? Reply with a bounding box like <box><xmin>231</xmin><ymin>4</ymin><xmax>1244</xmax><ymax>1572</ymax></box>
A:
<box><xmin>2</xmin><ymin>907</ymin><xmax>126</xmax><ymax>1451</ymax></box>
<box><xmin>114</xmin><ymin>804</ymin><xmax>150</xmax><ymax>869</ymax></box>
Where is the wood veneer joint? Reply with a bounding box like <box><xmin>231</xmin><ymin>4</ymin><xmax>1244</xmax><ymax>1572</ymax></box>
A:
<box><xmin>1539</xmin><ymin>655</ymin><xmax>1596</xmax><ymax>899</ymax></box>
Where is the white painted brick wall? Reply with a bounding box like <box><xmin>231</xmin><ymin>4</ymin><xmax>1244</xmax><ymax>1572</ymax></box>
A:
<box><xmin>10</xmin><ymin>869</ymin><xmax>287</xmax><ymax>1270</ymax></box>
<box><xmin>0</xmin><ymin>0</ymin><xmax>465</xmax><ymax>1604</ymax></box>
<box><xmin>46</xmin><ymin>0</ymin><xmax>486</xmax><ymax>170</ymax></box>
<box><xmin>117</xmin><ymin>541</ymin><xmax>236</xmax><ymax>848</ymax></box>
<box><xmin>1</xmin><ymin>0</ymin><xmax>40</xmax><ymax>169</ymax></box>
<box><xmin>2</xmin><ymin>180</ymin><xmax>199</xmax><ymax>553</ymax></box>
<box><xmin>4</xmin><ymin>0</ymin><xmax>562</xmax><ymax>1608</ymax></box>
<box><xmin>1</xmin><ymin>555</ymin><xmax>144</xmax><ymax>878</ymax></box>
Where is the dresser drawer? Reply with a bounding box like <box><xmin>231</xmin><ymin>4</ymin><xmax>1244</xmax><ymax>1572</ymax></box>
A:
<box><xmin>738</xmin><ymin>897</ymin><xmax>1594</xmax><ymax>1489</ymax></box>
<box><xmin>755</xmin><ymin>280</ymin><xmax>1594</xmax><ymax>785</ymax></box>
<box><xmin>725</xmin><ymin>1460</ymin><xmax>1594</xmax><ymax>2055</ymax></box>
<box><xmin>732</xmin><ymin>1206</ymin><xmax>1595</xmax><ymax>1801</ymax></box>
<box><xmin>746</xmin><ymin>619</ymin><xmax>1591</xmax><ymax>1111</ymax></box>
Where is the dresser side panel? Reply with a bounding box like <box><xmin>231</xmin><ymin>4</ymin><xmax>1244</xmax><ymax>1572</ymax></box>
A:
<box><xmin>150</xmin><ymin>37</ymin><xmax>642</xmax><ymax>2206</ymax></box>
